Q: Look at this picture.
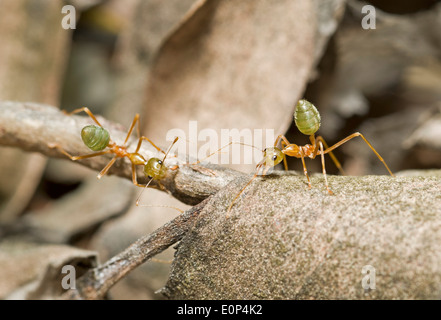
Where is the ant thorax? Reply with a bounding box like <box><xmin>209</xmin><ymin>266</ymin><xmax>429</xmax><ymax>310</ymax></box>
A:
<box><xmin>128</xmin><ymin>152</ymin><xmax>147</xmax><ymax>166</ymax></box>
<box><xmin>282</xmin><ymin>144</ymin><xmax>315</xmax><ymax>158</ymax></box>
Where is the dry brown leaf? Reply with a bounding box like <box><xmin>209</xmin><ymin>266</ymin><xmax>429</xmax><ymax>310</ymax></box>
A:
<box><xmin>0</xmin><ymin>240</ymin><xmax>97</xmax><ymax>299</ymax></box>
<box><xmin>109</xmin><ymin>0</ymin><xmax>198</xmax><ymax>124</ymax></box>
<box><xmin>324</xmin><ymin>1</ymin><xmax>441</xmax><ymax>119</ymax></box>
<box><xmin>21</xmin><ymin>176</ymin><xmax>134</xmax><ymax>243</ymax></box>
<box><xmin>142</xmin><ymin>0</ymin><xmax>317</xmax><ymax>169</ymax></box>
<box><xmin>342</xmin><ymin>109</ymin><xmax>422</xmax><ymax>175</ymax></box>
<box><xmin>403</xmin><ymin>105</ymin><xmax>441</xmax><ymax>151</ymax></box>
<box><xmin>0</xmin><ymin>0</ymin><xmax>71</xmax><ymax>221</ymax></box>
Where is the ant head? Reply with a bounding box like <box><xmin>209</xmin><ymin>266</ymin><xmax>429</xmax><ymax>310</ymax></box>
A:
<box><xmin>262</xmin><ymin>147</ymin><xmax>284</xmax><ymax>168</ymax></box>
<box><xmin>144</xmin><ymin>157</ymin><xmax>167</xmax><ymax>180</ymax></box>
<box><xmin>142</xmin><ymin>137</ymin><xmax>179</xmax><ymax>181</ymax></box>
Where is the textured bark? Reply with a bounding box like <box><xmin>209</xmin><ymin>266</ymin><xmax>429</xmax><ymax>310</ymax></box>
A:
<box><xmin>163</xmin><ymin>170</ymin><xmax>441</xmax><ymax>299</ymax></box>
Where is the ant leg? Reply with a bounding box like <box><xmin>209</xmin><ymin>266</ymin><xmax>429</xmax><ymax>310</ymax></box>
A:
<box><xmin>313</xmin><ymin>136</ymin><xmax>346</xmax><ymax>175</ymax></box>
<box><xmin>273</xmin><ymin>135</ymin><xmax>290</xmax><ymax>171</ymax></box>
<box><xmin>72</xmin><ymin>151</ymin><xmax>114</xmax><ymax>161</ymax></box>
<box><xmin>318</xmin><ymin>141</ymin><xmax>333</xmax><ymax>194</ymax></box>
<box><xmin>226</xmin><ymin>161</ymin><xmax>267</xmax><ymax>216</ymax></box>
<box><xmin>300</xmin><ymin>153</ymin><xmax>312</xmax><ymax>189</ymax></box>
<box><xmin>227</xmin><ymin>172</ymin><xmax>259</xmax><ymax>216</ymax></box>
<box><xmin>135</xmin><ymin>136</ymin><xmax>167</xmax><ymax>154</ymax></box>
<box><xmin>49</xmin><ymin>143</ymin><xmax>117</xmax><ymax>179</ymax></box>
<box><xmin>65</xmin><ymin>107</ymin><xmax>104</xmax><ymax>127</ymax></box>
<box><xmin>123</xmin><ymin>113</ymin><xmax>168</xmax><ymax>154</ymax></box>
<box><xmin>97</xmin><ymin>155</ymin><xmax>118</xmax><ymax>179</ymax></box>
<box><xmin>48</xmin><ymin>143</ymin><xmax>112</xmax><ymax>161</ymax></box>
<box><xmin>282</xmin><ymin>154</ymin><xmax>288</xmax><ymax>171</ymax></box>
<box><xmin>131</xmin><ymin>163</ymin><xmax>147</xmax><ymax>188</ymax></box>
<box><xmin>123</xmin><ymin>113</ymin><xmax>140</xmax><ymax>146</ymax></box>
<box><xmin>274</xmin><ymin>134</ymin><xmax>291</xmax><ymax>148</ymax></box>
<box><xmin>122</xmin><ymin>114</ymin><xmax>168</xmax><ymax>158</ymax></box>
<box><xmin>279</xmin><ymin>139</ymin><xmax>289</xmax><ymax>171</ymax></box>
<box><xmin>323</xmin><ymin>132</ymin><xmax>394</xmax><ymax>176</ymax></box>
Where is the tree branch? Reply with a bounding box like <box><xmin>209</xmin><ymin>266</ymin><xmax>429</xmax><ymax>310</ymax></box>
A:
<box><xmin>61</xmin><ymin>197</ymin><xmax>210</xmax><ymax>299</ymax></box>
<box><xmin>0</xmin><ymin>101</ymin><xmax>244</xmax><ymax>205</ymax></box>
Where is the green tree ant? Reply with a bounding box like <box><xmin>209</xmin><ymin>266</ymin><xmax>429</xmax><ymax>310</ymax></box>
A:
<box><xmin>49</xmin><ymin>107</ymin><xmax>171</xmax><ymax>187</ymax></box>
<box><xmin>227</xmin><ymin>99</ymin><xmax>395</xmax><ymax>213</ymax></box>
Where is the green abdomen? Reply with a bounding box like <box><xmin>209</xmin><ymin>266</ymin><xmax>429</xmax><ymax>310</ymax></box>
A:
<box><xmin>81</xmin><ymin>125</ymin><xmax>110</xmax><ymax>151</ymax></box>
<box><xmin>294</xmin><ymin>99</ymin><xmax>321</xmax><ymax>136</ymax></box>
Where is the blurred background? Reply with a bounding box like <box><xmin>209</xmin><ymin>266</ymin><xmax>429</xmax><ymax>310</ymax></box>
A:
<box><xmin>0</xmin><ymin>0</ymin><xmax>441</xmax><ymax>299</ymax></box>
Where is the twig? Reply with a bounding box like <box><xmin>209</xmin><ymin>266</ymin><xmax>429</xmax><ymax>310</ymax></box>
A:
<box><xmin>61</xmin><ymin>197</ymin><xmax>209</xmax><ymax>300</ymax></box>
<box><xmin>0</xmin><ymin>101</ymin><xmax>244</xmax><ymax>205</ymax></box>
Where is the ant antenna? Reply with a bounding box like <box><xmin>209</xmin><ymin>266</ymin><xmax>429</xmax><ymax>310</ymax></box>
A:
<box><xmin>188</xmin><ymin>140</ymin><xmax>263</xmax><ymax>165</ymax></box>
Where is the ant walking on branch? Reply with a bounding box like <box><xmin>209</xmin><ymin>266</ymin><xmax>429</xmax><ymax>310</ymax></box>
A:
<box><xmin>49</xmin><ymin>107</ymin><xmax>172</xmax><ymax>187</ymax></box>
<box><xmin>227</xmin><ymin>99</ymin><xmax>395</xmax><ymax>213</ymax></box>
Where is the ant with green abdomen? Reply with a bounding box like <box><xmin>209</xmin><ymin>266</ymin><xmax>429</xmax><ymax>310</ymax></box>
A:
<box><xmin>227</xmin><ymin>99</ymin><xmax>395</xmax><ymax>213</ymax></box>
<box><xmin>49</xmin><ymin>107</ymin><xmax>173</xmax><ymax>188</ymax></box>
